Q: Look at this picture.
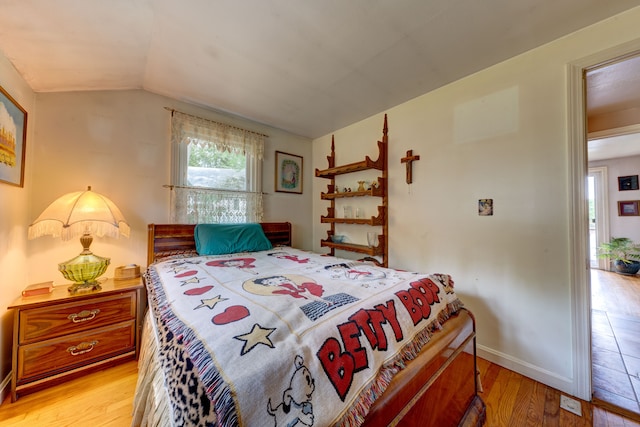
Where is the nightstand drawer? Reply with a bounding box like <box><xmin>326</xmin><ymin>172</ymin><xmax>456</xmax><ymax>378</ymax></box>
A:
<box><xmin>18</xmin><ymin>292</ymin><xmax>137</xmax><ymax>343</ymax></box>
<box><xmin>17</xmin><ymin>320</ymin><xmax>136</xmax><ymax>383</ymax></box>
<box><xmin>10</xmin><ymin>278</ymin><xmax>144</xmax><ymax>401</ymax></box>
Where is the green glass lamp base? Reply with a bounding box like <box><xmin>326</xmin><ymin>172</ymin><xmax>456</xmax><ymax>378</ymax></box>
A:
<box><xmin>59</xmin><ymin>251</ymin><xmax>110</xmax><ymax>294</ymax></box>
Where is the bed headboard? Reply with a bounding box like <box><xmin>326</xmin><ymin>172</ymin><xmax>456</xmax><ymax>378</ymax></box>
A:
<box><xmin>147</xmin><ymin>222</ymin><xmax>292</xmax><ymax>265</ymax></box>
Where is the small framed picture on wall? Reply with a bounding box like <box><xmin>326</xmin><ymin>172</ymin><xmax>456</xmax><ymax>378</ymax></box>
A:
<box><xmin>618</xmin><ymin>200</ymin><xmax>640</xmax><ymax>216</ymax></box>
<box><xmin>618</xmin><ymin>175</ymin><xmax>639</xmax><ymax>191</ymax></box>
<box><xmin>478</xmin><ymin>199</ymin><xmax>493</xmax><ymax>216</ymax></box>
<box><xmin>275</xmin><ymin>151</ymin><xmax>303</xmax><ymax>194</ymax></box>
<box><xmin>0</xmin><ymin>84</ymin><xmax>28</xmax><ymax>187</ymax></box>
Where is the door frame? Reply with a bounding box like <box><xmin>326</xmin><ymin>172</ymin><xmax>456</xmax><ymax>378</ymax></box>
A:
<box><xmin>588</xmin><ymin>167</ymin><xmax>609</xmax><ymax>270</ymax></box>
<box><xmin>568</xmin><ymin>40</ymin><xmax>640</xmax><ymax>400</ymax></box>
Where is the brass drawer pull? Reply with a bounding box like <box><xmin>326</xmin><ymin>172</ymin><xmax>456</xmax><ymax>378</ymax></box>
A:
<box><xmin>67</xmin><ymin>309</ymin><xmax>100</xmax><ymax>323</ymax></box>
<box><xmin>67</xmin><ymin>340</ymin><xmax>98</xmax><ymax>356</ymax></box>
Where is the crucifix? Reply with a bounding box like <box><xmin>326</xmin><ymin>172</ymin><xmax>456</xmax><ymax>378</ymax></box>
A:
<box><xmin>400</xmin><ymin>150</ymin><xmax>420</xmax><ymax>184</ymax></box>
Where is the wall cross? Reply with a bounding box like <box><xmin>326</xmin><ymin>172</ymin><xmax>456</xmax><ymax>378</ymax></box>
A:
<box><xmin>400</xmin><ymin>150</ymin><xmax>420</xmax><ymax>184</ymax></box>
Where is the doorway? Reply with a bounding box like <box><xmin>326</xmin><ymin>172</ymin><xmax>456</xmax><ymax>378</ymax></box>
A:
<box><xmin>588</xmin><ymin>167</ymin><xmax>608</xmax><ymax>270</ymax></box>
<box><xmin>568</xmin><ymin>41</ymin><xmax>639</xmax><ymax>407</ymax></box>
<box><xmin>585</xmin><ymin>55</ymin><xmax>640</xmax><ymax>418</ymax></box>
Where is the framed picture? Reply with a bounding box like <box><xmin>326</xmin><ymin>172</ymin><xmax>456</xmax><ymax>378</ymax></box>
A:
<box><xmin>275</xmin><ymin>151</ymin><xmax>303</xmax><ymax>194</ymax></box>
<box><xmin>478</xmin><ymin>199</ymin><xmax>493</xmax><ymax>216</ymax></box>
<box><xmin>618</xmin><ymin>200</ymin><xmax>640</xmax><ymax>216</ymax></box>
<box><xmin>618</xmin><ymin>175</ymin><xmax>639</xmax><ymax>191</ymax></box>
<box><xmin>0</xmin><ymin>84</ymin><xmax>27</xmax><ymax>187</ymax></box>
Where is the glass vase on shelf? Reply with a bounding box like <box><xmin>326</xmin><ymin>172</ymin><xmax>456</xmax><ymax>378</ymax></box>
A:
<box><xmin>367</xmin><ymin>232</ymin><xmax>378</xmax><ymax>248</ymax></box>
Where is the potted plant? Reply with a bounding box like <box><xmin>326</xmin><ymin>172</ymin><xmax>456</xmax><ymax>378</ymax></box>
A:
<box><xmin>597</xmin><ymin>237</ymin><xmax>640</xmax><ymax>275</ymax></box>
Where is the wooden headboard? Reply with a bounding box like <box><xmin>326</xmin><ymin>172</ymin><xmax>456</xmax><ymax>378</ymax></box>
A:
<box><xmin>147</xmin><ymin>222</ymin><xmax>292</xmax><ymax>265</ymax></box>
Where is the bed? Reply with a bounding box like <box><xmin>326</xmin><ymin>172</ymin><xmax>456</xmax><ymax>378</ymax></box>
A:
<box><xmin>133</xmin><ymin>222</ymin><xmax>485</xmax><ymax>427</ymax></box>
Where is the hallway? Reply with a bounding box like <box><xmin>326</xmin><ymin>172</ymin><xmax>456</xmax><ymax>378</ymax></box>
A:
<box><xmin>591</xmin><ymin>268</ymin><xmax>640</xmax><ymax>419</ymax></box>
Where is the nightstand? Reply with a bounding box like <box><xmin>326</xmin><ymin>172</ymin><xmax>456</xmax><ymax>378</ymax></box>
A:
<box><xmin>8</xmin><ymin>277</ymin><xmax>144</xmax><ymax>402</ymax></box>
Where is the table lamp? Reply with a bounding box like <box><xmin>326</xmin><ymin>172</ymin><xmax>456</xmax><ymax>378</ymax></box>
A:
<box><xmin>28</xmin><ymin>186</ymin><xmax>130</xmax><ymax>294</ymax></box>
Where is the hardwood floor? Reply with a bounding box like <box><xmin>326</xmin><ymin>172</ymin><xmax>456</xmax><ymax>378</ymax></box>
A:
<box><xmin>591</xmin><ymin>269</ymin><xmax>640</xmax><ymax>419</ymax></box>
<box><xmin>477</xmin><ymin>356</ymin><xmax>640</xmax><ymax>427</ymax></box>
<box><xmin>0</xmin><ymin>361</ymin><xmax>137</xmax><ymax>426</ymax></box>
<box><xmin>1</xmin><ymin>357</ymin><xmax>639</xmax><ymax>426</ymax></box>
<box><xmin>592</xmin><ymin>268</ymin><xmax>640</xmax><ymax>318</ymax></box>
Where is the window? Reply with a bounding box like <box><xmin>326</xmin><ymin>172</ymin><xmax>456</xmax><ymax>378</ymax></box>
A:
<box><xmin>187</xmin><ymin>145</ymin><xmax>247</xmax><ymax>190</ymax></box>
<box><xmin>170</xmin><ymin>111</ymin><xmax>265</xmax><ymax>223</ymax></box>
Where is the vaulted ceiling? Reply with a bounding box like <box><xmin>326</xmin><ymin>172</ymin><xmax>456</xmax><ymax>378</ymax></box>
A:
<box><xmin>1</xmin><ymin>0</ymin><xmax>640</xmax><ymax>139</ymax></box>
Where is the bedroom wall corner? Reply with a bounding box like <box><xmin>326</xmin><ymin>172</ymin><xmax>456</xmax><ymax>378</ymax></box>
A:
<box><xmin>0</xmin><ymin>49</ymin><xmax>36</xmax><ymax>403</ymax></box>
<box><xmin>262</xmin><ymin>132</ymin><xmax>314</xmax><ymax>251</ymax></box>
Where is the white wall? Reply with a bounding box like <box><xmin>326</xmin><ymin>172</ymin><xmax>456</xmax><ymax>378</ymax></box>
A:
<box><xmin>27</xmin><ymin>90</ymin><xmax>313</xmax><ymax>285</ymax></box>
<box><xmin>312</xmin><ymin>7</ymin><xmax>640</xmax><ymax>396</ymax></box>
<box><xmin>0</xmin><ymin>53</ymin><xmax>35</xmax><ymax>400</ymax></box>
<box><xmin>590</xmin><ymin>154</ymin><xmax>640</xmax><ymax>243</ymax></box>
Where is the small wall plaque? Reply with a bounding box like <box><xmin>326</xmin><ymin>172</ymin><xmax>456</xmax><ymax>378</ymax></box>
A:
<box><xmin>618</xmin><ymin>175</ymin><xmax>639</xmax><ymax>191</ymax></box>
<box><xmin>479</xmin><ymin>199</ymin><xmax>493</xmax><ymax>216</ymax></box>
<box><xmin>618</xmin><ymin>200</ymin><xmax>640</xmax><ymax>216</ymax></box>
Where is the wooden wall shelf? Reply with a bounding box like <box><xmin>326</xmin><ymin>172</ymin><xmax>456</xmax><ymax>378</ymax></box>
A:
<box><xmin>316</xmin><ymin>115</ymin><xmax>389</xmax><ymax>267</ymax></box>
<box><xmin>320</xmin><ymin>178</ymin><xmax>386</xmax><ymax>199</ymax></box>
<box><xmin>320</xmin><ymin>239</ymin><xmax>385</xmax><ymax>257</ymax></box>
<box><xmin>314</xmin><ymin>151</ymin><xmax>384</xmax><ymax>177</ymax></box>
<box><xmin>321</xmin><ymin>206</ymin><xmax>386</xmax><ymax>226</ymax></box>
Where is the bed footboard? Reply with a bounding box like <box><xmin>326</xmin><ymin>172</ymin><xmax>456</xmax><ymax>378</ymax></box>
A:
<box><xmin>363</xmin><ymin>308</ymin><xmax>486</xmax><ymax>426</ymax></box>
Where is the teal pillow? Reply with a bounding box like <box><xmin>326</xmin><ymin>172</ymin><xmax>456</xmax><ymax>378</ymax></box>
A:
<box><xmin>194</xmin><ymin>223</ymin><xmax>273</xmax><ymax>255</ymax></box>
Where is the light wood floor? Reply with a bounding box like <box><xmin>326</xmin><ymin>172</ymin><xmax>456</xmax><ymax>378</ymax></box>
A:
<box><xmin>591</xmin><ymin>268</ymin><xmax>640</xmax><ymax>318</ymax></box>
<box><xmin>0</xmin><ymin>361</ymin><xmax>137</xmax><ymax>426</ymax></box>
<box><xmin>591</xmin><ymin>269</ymin><xmax>640</xmax><ymax>419</ymax></box>
<box><xmin>1</xmin><ymin>358</ymin><xmax>639</xmax><ymax>427</ymax></box>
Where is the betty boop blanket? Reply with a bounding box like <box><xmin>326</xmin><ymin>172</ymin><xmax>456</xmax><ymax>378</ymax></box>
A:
<box><xmin>145</xmin><ymin>247</ymin><xmax>462</xmax><ymax>427</ymax></box>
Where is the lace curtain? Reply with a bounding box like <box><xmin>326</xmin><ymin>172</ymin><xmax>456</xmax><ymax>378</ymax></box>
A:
<box><xmin>170</xmin><ymin>187</ymin><xmax>264</xmax><ymax>223</ymax></box>
<box><xmin>170</xmin><ymin>110</ymin><xmax>265</xmax><ymax>224</ymax></box>
<box><xmin>171</xmin><ymin>111</ymin><xmax>264</xmax><ymax>160</ymax></box>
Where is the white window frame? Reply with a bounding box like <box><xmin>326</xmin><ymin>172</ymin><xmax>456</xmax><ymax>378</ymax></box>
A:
<box><xmin>169</xmin><ymin>110</ymin><xmax>265</xmax><ymax>223</ymax></box>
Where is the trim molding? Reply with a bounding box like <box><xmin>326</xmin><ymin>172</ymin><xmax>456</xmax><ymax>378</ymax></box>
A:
<box><xmin>567</xmin><ymin>58</ymin><xmax>592</xmax><ymax>401</ymax></box>
<box><xmin>588</xmin><ymin>123</ymin><xmax>640</xmax><ymax>140</ymax></box>
<box><xmin>567</xmin><ymin>39</ymin><xmax>640</xmax><ymax>401</ymax></box>
<box><xmin>477</xmin><ymin>345</ymin><xmax>574</xmax><ymax>394</ymax></box>
<box><xmin>588</xmin><ymin>167</ymin><xmax>610</xmax><ymax>271</ymax></box>
<box><xmin>0</xmin><ymin>371</ymin><xmax>11</xmax><ymax>403</ymax></box>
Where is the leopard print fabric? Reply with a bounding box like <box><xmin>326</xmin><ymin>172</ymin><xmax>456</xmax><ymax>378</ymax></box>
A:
<box><xmin>145</xmin><ymin>261</ymin><xmax>218</xmax><ymax>425</ymax></box>
<box><xmin>155</xmin><ymin>317</ymin><xmax>218</xmax><ymax>426</ymax></box>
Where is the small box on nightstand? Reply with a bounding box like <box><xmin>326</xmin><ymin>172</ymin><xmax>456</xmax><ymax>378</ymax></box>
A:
<box><xmin>114</xmin><ymin>264</ymin><xmax>141</xmax><ymax>281</ymax></box>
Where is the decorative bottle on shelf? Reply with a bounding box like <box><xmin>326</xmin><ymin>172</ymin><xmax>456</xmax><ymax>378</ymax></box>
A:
<box><xmin>367</xmin><ymin>232</ymin><xmax>378</xmax><ymax>248</ymax></box>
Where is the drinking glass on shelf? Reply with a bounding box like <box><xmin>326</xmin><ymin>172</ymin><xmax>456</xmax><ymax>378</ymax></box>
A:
<box><xmin>367</xmin><ymin>232</ymin><xmax>378</xmax><ymax>248</ymax></box>
<box><xmin>343</xmin><ymin>206</ymin><xmax>353</xmax><ymax>218</ymax></box>
<box><xmin>355</xmin><ymin>208</ymin><xmax>363</xmax><ymax>218</ymax></box>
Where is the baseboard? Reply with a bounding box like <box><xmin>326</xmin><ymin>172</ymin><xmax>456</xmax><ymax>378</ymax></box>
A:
<box><xmin>477</xmin><ymin>345</ymin><xmax>576</xmax><ymax>397</ymax></box>
<box><xmin>0</xmin><ymin>371</ymin><xmax>11</xmax><ymax>404</ymax></box>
